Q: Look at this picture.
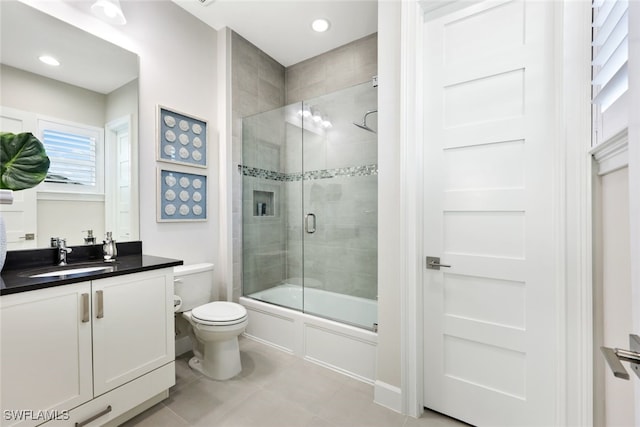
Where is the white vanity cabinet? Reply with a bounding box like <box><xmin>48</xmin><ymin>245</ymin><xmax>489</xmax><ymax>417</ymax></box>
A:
<box><xmin>92</xmin><ymin>270</ymin><xmax>174</xmax><ymax>396</ymax></box>
<box><xmin>0</xmin><ymin>268</ymin><xmax>175</xmax><ymax>427</ymax></box>
<box><xmin>0</xmin><ymin>282</ymin><xmax>94</xmax><ymax>427</ymax></box>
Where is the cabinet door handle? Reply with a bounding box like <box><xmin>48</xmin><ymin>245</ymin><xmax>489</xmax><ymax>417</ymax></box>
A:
<box><xmin>96</xmin><ymin>290</ymin><xmax>104</xmax><ymax>319</ymax></box>
<box><xmin>75</xmin><ymin>405</ymin><xmax>112</xmax><ymax>427</ymax></box>
<box><xmin>81</xmin><ymin>293</ymin><xmax>90</xmax><ymax>323</ymax></box>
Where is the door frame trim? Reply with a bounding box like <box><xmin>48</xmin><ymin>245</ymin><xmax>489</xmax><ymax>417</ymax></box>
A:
<box><xmin>399</xmin><ymin>0</ymin><xmax>425</xmax><ymax>418</ymax></box>
<box><xmin>104</xmin><ymin>114</ymin><xmax>137</xmax><ymax>242</ymax></box>
<box><xmin>629</xmin><ymin>3</ymin><xmax>640</xmax><ymax>423</ymax></box>
<box><xmin>398</xmin><ymin>0</ymin><xmax>594</xmax><ymax>424</ymax></box>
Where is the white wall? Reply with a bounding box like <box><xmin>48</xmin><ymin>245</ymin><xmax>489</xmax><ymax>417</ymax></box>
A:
<box><xmin>121</xmin><ymin>2</ymin><xmax>218</xmax><ymax>269</ymax></box>
<box><xmin>0</xmin><ymin>64</ymin><xmax>106</xmax><ymax>127</ymax></box>
<box><xmin>105</xmin><ymin>79</ymin><xmax>138</xmax><ymax>125</ymax></box>
<box><xmin>597</xmin><ymin>167</ymin><xmax>634</xmax><ymax>426</ymax></box>
<box><xmin>38</xmin><ymin>200</ymin><xmax>105</xmax><ymax>246</ymax></box>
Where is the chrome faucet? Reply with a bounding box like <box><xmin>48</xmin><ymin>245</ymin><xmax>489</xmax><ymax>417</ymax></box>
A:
<box><xmin>57</xmin><ymin>238</ymin><xmax>73</xmax><ymax>266</ymax></box>
<box><xmin>102</xmin><ymin>232</ymin><xmax>117</xmax><ymax>262</ymax></box>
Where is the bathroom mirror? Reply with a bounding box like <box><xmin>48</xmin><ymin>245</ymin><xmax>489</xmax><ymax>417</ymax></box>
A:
<box><xmin>0</xmin><ymin>1</ymin><xmax>139</xmax><ymax>249</ymax></box>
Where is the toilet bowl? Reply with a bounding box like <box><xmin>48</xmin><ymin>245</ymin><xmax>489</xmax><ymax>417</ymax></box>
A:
<box><xmin>183</xmin><ymin>302</ymin><xmax>248</xmax><ymax>380</ymax></box>
<box><xmin>174</xmin><ymin>264</ymin><xmax>248</xmax><ymax>380</ymax></box>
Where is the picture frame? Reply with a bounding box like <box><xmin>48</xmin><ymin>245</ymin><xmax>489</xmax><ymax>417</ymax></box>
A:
<box><xmin>156</xmin><ymin>105</ymin><xmax>207</xmax><ymax>168</ymax></box>
<box><xmin>157</xmin><ymin>168</ymin><xmax>207</xmax><ymax>222</ymax></box>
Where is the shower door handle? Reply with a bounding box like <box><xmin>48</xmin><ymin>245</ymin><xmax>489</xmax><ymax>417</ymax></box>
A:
<box><xmin>305</xmin><ymin>213</ymin><xmax>316</xmax><ymax>234</ymax></box>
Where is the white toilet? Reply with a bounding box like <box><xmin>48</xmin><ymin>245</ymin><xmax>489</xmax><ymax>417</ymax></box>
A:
<box><xmin>173</xmin><ymin>263</ymin><xmax>248</xmax><ymax>380</ymax></box>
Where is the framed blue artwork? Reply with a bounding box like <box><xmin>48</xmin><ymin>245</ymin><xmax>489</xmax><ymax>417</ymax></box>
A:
<box><xmin>157</xmin><ymin>105</ymin><xmax>207</xmax><ymax>168</ymax></box>
<box><xmin>157</xmin><ymin>169</ymin><xmax>207</xmax><ymax>222</ymax></box>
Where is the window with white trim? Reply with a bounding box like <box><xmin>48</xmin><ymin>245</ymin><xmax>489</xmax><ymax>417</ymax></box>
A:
<box><xmin>37</xmin><ymin>118</ymin><xmax>104</xmax><ymax>195</ymax></box>
<box><xmin>592</xmin><ymin>0</ymin><xmax>629</xmax><ymax>145</ymax></box>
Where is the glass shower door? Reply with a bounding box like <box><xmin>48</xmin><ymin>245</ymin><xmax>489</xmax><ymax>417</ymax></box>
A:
<box><xmin>242</xmin><ymin>103</ymin><xmax>303</xmax><ymax>311</ymax></box>
<box><xmin>242</xmin><ymin>82</ymin><xmax>378</xmax><ymax>330</ymax></box>
<box><xmin>300</xmin><ymin>82</ymin><xmax>378</xmax><ymax>329</ymax></box>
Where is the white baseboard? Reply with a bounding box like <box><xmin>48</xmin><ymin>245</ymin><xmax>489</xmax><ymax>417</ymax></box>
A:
<box><xmin>374</xmin><ymin>380</ymin><xmax>402</xmax><ymax>413</ymax></box>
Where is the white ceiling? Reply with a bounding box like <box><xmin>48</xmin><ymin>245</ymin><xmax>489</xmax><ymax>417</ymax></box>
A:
<box><xmin>0</xmin><ymin>0</ymin><xmax>377</xmax><ymax>94</ymax></box>
<box><xmin>172</xmin><ymin>0</ymin><xmax>378</xmax><ymax>67</ymax></box>
<box><xmin>0</xmin><ymin>1</ymin><xmax>137</xmax><ymax>94</ymax></box>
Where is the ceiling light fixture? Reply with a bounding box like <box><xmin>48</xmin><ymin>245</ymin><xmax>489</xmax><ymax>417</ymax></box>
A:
<box><xmin>91</xmin><ymin>0</ymin><xmax>127</xmax><ymax>25</ymax></box>
<box><xmin>39</xmin><ymin>55</ymin><xmax>60</xmax><ymax>66</ymax></box>
<box><xmin>311</xmin><ymin>18</ymin><xmax>330</xmax><ymax>33</ymax></box>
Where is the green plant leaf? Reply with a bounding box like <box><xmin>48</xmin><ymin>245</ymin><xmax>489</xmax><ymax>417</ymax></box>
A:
<box><xmin>0</xmin><ymin>132</ymin><xmax>50</xmax><ymax>191</ymax></box>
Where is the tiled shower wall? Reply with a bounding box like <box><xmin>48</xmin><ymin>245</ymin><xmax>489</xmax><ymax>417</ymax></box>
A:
<box><xmin>241</xmin><ymin>108</ymin><xmax>290</xmax><ymax>297</ymax></box>
<box><xmin>231</xmin><ymin>32</ymin><xmax>285</xmax><ymax>301</ymax></box>
<box><xmin>285</xmin><ymin>33</ymin><xmax>378</xmax><ymax>104</ymax></box>
<box><xmin>232</xmin><ymin>31</ymin><xmax>378</xmax><ymax>302</ymax></box>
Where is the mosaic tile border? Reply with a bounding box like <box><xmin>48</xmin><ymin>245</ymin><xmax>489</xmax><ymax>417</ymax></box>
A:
<box><xmin>239</xmin><ymin>164</ymin><xmax>378</xmax><ymax>182</ymax></box>
<box><xmin>239</xmin><ymin>165</ymin><xmax>285</xmax><ymax>181</ymax></box>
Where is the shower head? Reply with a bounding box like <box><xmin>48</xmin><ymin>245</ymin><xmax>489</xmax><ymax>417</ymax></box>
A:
<box><xmin>353</xmin><ymin>109</ymin><xmax>378</xmax><ymax>134</ymax></box>
<box><xmin>353</xmin><ymin>122</ymin><xmax>376</xmax><ymax>133</ymax></box>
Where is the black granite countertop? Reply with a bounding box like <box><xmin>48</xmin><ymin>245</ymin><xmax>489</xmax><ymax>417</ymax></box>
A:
<box><xmin>0</xmin><ymin>241</ymin><xmax>183</xmax><ymax>296</ymax></box>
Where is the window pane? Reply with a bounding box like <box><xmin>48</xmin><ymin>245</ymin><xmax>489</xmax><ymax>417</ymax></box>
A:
<box><xmin>43</xmin><ymin>129</ymin><xmax>96</xmax><ymax>186</ymax></box>
<box><xmin>592</xmin><ymin>0</ymin><xmax>629</xmax><ymax>111</ymax></box>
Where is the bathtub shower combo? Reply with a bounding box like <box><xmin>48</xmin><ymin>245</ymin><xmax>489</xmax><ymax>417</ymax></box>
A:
<box><xmin>239</xmin><ymin>81</ymin><xmax>378</xmax><ymax>383</ymax></box>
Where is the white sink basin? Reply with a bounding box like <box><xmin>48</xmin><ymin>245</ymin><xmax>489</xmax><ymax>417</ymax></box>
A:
<box><xmin>30</xmin><ymin>266</ymin><xmax>111</xmax><ymax>278</ymax></box>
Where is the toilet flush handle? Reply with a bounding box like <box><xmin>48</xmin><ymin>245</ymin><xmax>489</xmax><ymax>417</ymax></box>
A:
<box><xmin>173</xmin><ymin>278</ymin><xmax>183</xmax><ymax>312</ymax></box>
<box><xmin>174</xmin><ymin>295</ymin><xmax>183</xmax><ymax>312</ymax></box>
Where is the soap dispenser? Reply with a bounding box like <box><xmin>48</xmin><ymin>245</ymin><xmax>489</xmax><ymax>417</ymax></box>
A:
<box><xmin>83</xmin><ymin>229</ymin><xmax>96</xmax><ymax>245</ymax></box>
<box><xmin>103</xmin><ymin>231</ymin><xmax>117</xmax><ymax>262</ymax></box>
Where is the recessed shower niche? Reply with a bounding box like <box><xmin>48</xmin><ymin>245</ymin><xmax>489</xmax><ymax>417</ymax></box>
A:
<box><xmin>253</xmin><ymin>190</ymin><xmax>274</xmax><ymax>217</ymax></box>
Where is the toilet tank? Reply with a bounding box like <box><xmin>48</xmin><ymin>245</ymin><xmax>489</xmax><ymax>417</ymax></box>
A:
<box><xmin>173</xmin><ymin>263</ymin><xmax>214</xmax><ymax>311</ymax></box>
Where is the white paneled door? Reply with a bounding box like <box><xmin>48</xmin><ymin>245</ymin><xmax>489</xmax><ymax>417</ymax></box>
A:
<box><xmin>0</xmin><ymin>107</ymin><xmax>38</xmax><ymax>249</ymax></box>
<box><xmin>422</xmin><ymin>1</ymin><xmax>558</xmax><ymax>425</ymax></box>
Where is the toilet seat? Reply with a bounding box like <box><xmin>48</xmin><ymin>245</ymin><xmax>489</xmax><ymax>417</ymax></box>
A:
<box><xmin>191</xmin><ymin>301</ymin><xmax>248</xmax><ymax>326</ymax></box>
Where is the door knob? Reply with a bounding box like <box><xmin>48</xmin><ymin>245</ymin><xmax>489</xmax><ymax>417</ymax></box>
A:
<box><xmin>601</xmin><ymin>334</ymin><xmax>640</xmax><ymax>380</ymax></box>
<box><xmin>426</xmin><ymin>256</ymin><xmax>451</xmax><ymax>270</ymax></box>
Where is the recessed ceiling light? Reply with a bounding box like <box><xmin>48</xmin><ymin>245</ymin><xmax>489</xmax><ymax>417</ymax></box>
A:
<box><xmin>311</xmin><ymin>18</ymin><xmax>330</xmax><ymax>33</ymax></box>
<box><xmin>39</xmin><ymin>55</ymin><xmax>60</xmax><ymax>66</ymax></box>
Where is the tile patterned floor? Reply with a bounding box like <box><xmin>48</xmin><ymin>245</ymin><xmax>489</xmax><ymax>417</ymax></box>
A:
<box><xmin>122</xmin><ymin>337</ymin><xmax>468</xmax><ymax>427</ymax></box>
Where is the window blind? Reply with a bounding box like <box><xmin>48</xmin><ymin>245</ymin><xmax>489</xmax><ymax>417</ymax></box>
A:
<box><xmin>42</xmin><ymin>129</ymin><xmax>97</xmax><ymax>187</ymax></box>
<box><xmin>592</xmin><ymin>0</ymin><xmax>629</xmax><ymax>111</ymax></box>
